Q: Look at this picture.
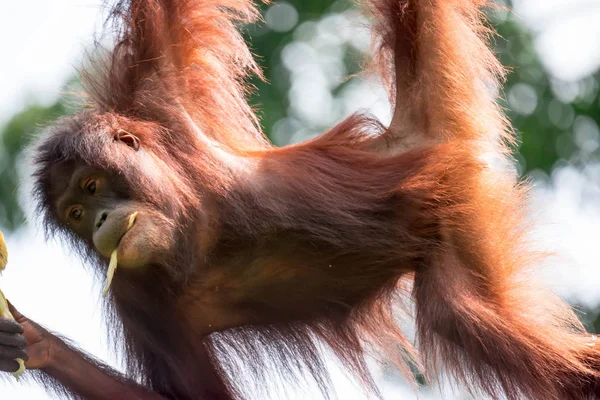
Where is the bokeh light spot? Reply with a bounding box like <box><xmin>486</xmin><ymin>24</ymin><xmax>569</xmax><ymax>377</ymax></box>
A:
<box><xmin>265</xmin><ymin>2</ymin><xmax>299</xmax><ymax>33</ymax></box>
<box><xmin>508</xmin><ymin>82</ymin><xmax>538</xmax><ymax>115</ymax></box>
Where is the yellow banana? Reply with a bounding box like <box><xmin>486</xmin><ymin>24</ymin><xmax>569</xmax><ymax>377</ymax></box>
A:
<box><xmin>0</xmin><ymin>232</ymin><xmax>7</xmax><ymax>271</ymax></box>
<box><xmin>0</xmin><ymin>232</ymin><xmax>25</xmax><ymax>380</ymax></box>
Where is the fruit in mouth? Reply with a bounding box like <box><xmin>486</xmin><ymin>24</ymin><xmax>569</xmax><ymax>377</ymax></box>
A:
<box><xmin>103</xmin><ymin>212</ymin><xmax>138</xmax><ymax>296</ymax></box>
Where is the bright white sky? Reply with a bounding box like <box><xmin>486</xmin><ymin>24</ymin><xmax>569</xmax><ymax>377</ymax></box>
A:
<box><xmin>0</xmin><ymin>0</ymin><xmax>600</xmax><ymax>399</ymax></box>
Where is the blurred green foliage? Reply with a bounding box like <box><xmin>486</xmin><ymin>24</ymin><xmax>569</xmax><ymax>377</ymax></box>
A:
<box><xmin>247</xmin><ymin>0</ymin><xmax>362</xmax><ymax>142</ymax></box>
<box><xmin>1</xmin><ymin>1</ymin><xmax>599</xmax><ymax>232</ymax></box>
<box><xmin>0</xmin><ymin>102</ymin><xmax>67</xmax><ymax>230</ymax></box>
<box><xmin>495</xmin><ymin>16</ymin><xmax>600</xmax><ymax>174</ymax></box>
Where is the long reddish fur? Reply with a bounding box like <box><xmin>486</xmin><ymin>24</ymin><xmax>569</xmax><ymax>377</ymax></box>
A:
<box><xmin>362</xmin><ymin>1</ymin><xmax>600</xmax><ymax>398</ymax></box>
<box><xmin>62</xmin><ymin>0</ymin><xmax>600</xmax><ymax>399</ymax></box>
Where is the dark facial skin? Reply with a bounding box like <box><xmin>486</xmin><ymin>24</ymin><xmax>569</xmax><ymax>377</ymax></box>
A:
<box><xmin>47</xmin><ymin>133</ymin><xmax>179</xmax><ymax>270</ymax></box>
<box><xmin>54</xmin><ymin>166</ymin><xmax>133</xmax><ymax>255</ymax></box>
<box><xmin>52</xmin><ymin>165</ymin><xmax>162</xmax><ymax>268</ymax></box>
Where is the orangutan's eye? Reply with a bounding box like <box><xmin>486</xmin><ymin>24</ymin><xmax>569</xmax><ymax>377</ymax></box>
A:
<box><xmin>85</xmin><ymin>179</ymin><xmax>97</xmax><ymax>195</ymax></box>
<box><xmin>69</xmin><ymin>207</ymin><xmax>84</xmax><ymax>221</ymax></box>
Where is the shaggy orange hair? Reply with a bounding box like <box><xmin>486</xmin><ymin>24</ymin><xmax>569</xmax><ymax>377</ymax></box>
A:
<box><xmin>29</xmin><ymin>0</ymin><xmax>600</xmax><ymax>399</ymax></box>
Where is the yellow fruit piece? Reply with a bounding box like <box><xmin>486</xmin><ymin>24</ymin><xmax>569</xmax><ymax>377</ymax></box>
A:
<box><xmin>0</xmin><ymin>232</ymin><xmax>8</xmax><ymax>271</ymax></box>
<box><xmin>12</xmin><ymin>359</ymin><xmax>25</xmax><ymax>380</ymax></box>
<box><xmin>102</xmin><ymin>250</ymin><xmax>119</xmax><ymax>297</ymax></box>
<box><xmin>127</xmin><ymin>212</ymin><xmax>138</xmax><ymax>231</ymax></box>
<box><xmin>0</xmin><ymin>279</ymin><xmax>26</xmax><ymax>380</ymax></box>
<box><xmin>0</xmin><ymin>288</ymin><xmax>11</xmax><ymax>319</ymax></box>
<box><xmin>102</xmin><ymin>212</ymin><xmax>138</xmax><ymax>296</ymax></box>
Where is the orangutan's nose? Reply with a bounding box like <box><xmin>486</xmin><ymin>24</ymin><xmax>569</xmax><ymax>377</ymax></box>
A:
<box><xmin>95</xmin><ymin>211</ymin><xmax>109</xmax><ymax>230</ymax></box>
